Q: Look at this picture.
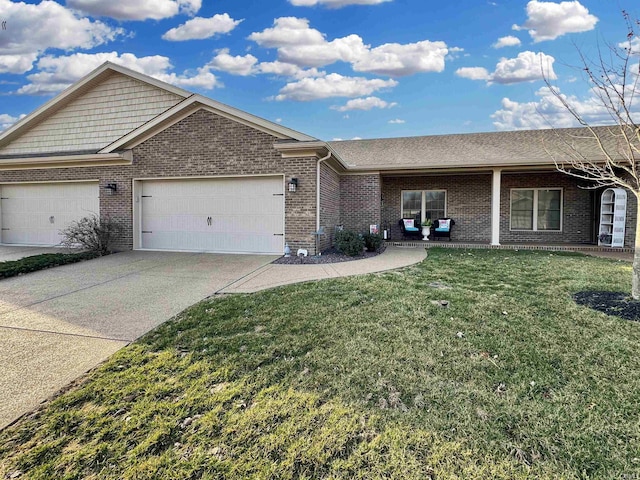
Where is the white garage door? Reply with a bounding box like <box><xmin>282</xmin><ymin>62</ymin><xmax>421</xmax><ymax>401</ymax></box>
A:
<box><xmin>0</xmin><ymin>182</ymin><xmax>99</xmax><ymax>246</ymax></box>
<box><xmin>140</xmin><ymin>176</ymin><xmax>284</xmax><ymax>254</ymax></box>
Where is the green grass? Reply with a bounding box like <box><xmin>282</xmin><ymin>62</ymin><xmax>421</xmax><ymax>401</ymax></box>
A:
<box><xmin>1</xmin><ymin>248</ymin><xmax>639</xmax><ymax>479</ymax></box>
<box><xmin>0</xmin><ymin>252</ymin><xmax>99</xmax><ymax>279</ymax></box>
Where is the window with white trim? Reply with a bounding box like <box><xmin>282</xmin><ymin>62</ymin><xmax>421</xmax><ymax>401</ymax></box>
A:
<box><xmin>510</xmin><ymin>188</ymin><xmax>562</xmax><ymax>231</ymax></box>
<box><xmin>401</xmin><ymin>190</ymin><xmax>446</xmax><ymax>222</ymax></box>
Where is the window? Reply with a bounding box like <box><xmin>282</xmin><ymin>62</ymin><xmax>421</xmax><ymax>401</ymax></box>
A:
<box><xmin>401</xmin><ymin>190</ymin><xmax>446</xmax><ymax>222</ymax></box>
<box><xmin>510</xmin><ymin>188</ymin><xmax>562</xmax><ymax>231</ymax></box>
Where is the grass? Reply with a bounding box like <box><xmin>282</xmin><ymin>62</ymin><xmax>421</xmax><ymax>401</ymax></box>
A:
<box><xmin>0</xmin><ymin>252</ymin><xmax>99</xmax><ymax>279</ymax></box>
<box><xmin>1</xmin><ymin>248</ymin><xmax>639</xmax><ymax>479</ymax></box>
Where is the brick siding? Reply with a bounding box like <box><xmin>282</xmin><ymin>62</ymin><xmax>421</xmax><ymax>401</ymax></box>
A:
<box><xmin>381</xmin><ymin>174</ymin><xmax>492</xmax><ymax>242</ymax></box>
<box><xmin>319</xmin><ymin>162</ymin><xmax>340</xmax><ymax>252</ymax></box>
<box><xmin>339</xmin><ymin>174</ymin><xmax>381</xmax><ymax>234</ymax></box>
<box><xmin>0</xmin><ymin>109</ymin><xmax>320</xmax><ymax>253</ymax></box>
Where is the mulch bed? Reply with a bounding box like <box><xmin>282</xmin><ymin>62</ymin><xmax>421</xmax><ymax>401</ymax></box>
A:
<box><xmin>573</xmin><ymin>291</ymin><xmax>640</xmax><ymax>321</ymax></box>
<box><xmin>272</xmin><ymin>245</ymin><xmax>386</xmax><ymax>265</ymax></box>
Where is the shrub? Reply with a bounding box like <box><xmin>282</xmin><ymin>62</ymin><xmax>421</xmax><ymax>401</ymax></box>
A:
<box><xmin>0</xmin><ymin>252</ymin><xmax>99</xmax><ymax>279</ymax></box>
<box><xmin>362</xmin><ymin>233</ymin><xmax>384</xmax><ymax>252</ymax></box>
<box><xmin>60</xmin><ymin>214</ymin><xmax>124</xmax><ymax>255</ymax></box>
<box><xmin>335</xmin><ymin>230</ymin><xmax>365</xmax><ymax>257</ymax></box>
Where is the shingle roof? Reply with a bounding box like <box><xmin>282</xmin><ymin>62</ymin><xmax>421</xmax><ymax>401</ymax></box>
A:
<box><xmin>328</xmin><ymin>126</ymin><xmax>631</xmax><ymax>171</ymax></box>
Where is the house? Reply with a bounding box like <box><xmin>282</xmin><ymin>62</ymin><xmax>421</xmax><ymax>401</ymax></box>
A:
<box><xmin>0</xmin><ymin>62</ymin><xmax>635</xmax><ymax>255</ymax></box>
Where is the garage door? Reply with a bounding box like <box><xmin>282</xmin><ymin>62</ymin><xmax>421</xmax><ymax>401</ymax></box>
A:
<box><xmin>0</xmin><ymin>182</ymin><xmax>99</xmax><ymax>246</ymax></box>
<box><xmin>140</xmin><ymin>176</ymin><xmax>284</xmax><ymax>254</ymax></box>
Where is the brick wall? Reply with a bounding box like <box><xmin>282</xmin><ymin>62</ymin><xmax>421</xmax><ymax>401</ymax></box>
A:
<box><xmin>0</xmin><ymin>109</ymin><xmax>320</xmax><ymax>253</ymax></box>
<box><xmin>319</xmin><ymin>162</ymin><xmax>340</xmax><ymax>251</ymax></box>
<box><xmin>340</xmin><ymin>174</ymin><xmax>381</xmax><ymax>234</ymax></box>
<box><xmin>381</xmin><ymin>174</ymin><xmax>492</xmax><ymax>242</ymax></box>
<box><xmin>500</xmin><ymin>172</ymin><xmax>593</xmax><ymax>244</ymax></box>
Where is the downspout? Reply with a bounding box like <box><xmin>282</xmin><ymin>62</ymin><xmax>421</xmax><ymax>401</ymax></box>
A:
<box><xmin>316</xmin><ymin>151</ymin><xmax>332</xmax><ymax>231</ymax></box>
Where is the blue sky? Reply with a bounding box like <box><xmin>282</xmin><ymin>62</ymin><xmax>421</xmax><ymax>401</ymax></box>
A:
<box><xmin>0</xmin><ymin>0</ymin><xmax>638</xmax><ymax>140</ymax></box>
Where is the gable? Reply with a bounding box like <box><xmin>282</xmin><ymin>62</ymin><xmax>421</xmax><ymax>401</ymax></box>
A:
<box><xmin>0</xmin><ymin>72</ymin><xmax>184</xmax><ymax>156</ymax></box>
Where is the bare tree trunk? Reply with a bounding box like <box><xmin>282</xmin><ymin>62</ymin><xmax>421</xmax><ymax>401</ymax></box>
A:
<box><xmin>633</xmin><ymin>198</ymin><xmax>640</xmax><ymax>299</ymax></box>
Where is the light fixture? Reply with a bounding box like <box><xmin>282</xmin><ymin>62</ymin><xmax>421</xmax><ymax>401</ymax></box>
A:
<box><xmin>288</xmin><ymin>178</ymin><xmax>298</xmax><ymax>192</ymax></box>
<box><xmin>104</xmin><ymin>183</ymin><xmax>118</xmax><ymax>195</ymax></box>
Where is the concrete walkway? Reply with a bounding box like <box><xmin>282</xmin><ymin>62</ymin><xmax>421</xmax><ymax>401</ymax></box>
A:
<box><xmin>221</xmin><ymin>245</ymin><xmax>428</xmax><ymax>293</ymax></box>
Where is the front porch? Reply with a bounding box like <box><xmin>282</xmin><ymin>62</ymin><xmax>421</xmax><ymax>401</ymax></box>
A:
<box><xmin>388</xmin><ymin>239</ymin><xmax>634</xmax><ymax>253</ymax></box>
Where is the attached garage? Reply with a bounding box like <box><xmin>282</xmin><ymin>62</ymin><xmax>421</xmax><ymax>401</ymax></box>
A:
<box><xmin>0</xmin><ymin>181</ymin><xmax>99</xmax><ymax>246</ymax></box>
<box><xmin>138</xmin><ymin>176</ymin><xmax>284</xmax><ymax>254</ymax></box>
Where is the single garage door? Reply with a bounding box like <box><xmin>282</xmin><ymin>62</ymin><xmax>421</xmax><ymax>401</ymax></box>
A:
<box><xmin>0</xmin><ymin>182</ymin><xmax>99</xmax><ymax>245</ymax></box>
<box><xmin>140</xmin><ymin>176</ymin><xmax>284</xmax><ymax>254</ymax></box>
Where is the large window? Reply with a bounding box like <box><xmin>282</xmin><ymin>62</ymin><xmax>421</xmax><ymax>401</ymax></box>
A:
<box><xmin>401</xmin><ymin>190</ymin><xmax>446</xmax><ymax>222</ymax></box>
<box><xmin>510</xmin><ymin>188</ymin><xmax>562</xmax><ymax>231</ymax></box>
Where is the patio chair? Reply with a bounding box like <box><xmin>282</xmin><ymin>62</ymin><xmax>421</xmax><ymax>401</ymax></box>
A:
<box><xmin>399</xmin><ymin>218</ymin><xmax>422</xmax><ymax>240</ymax></box>
<box><xmin>430</xmin><ymin>218</ymin><xmax>455</xmax><ymax>241</ymax></box>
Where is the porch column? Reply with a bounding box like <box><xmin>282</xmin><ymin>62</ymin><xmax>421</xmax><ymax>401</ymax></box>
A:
<box><xmin>491</xmin><ymin>168</ymin><xmax>501</xmax><ymax>246</ymax></box>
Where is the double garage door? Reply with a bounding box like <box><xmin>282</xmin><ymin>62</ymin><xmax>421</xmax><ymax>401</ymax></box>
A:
<box><xmin>0</xmin><ymin>182</ymin><xmax>99</xmax><ymax>246</ymax></box>
<box><xmin>140</xmin><ymin>176</ymin><xmax>284</xmax><ymax>254</ymax></box>
<box><xmin>0</xmin><ymin>177</ymin><xmax>285</xmax><ymax>254</ymax></box>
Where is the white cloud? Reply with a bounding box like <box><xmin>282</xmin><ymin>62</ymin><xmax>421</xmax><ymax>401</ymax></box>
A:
<box><xmin>455</xmin><ymin>67</ymin><xmax>490</xmax><ymax>81</ymax></box>
<box><xmin>457</xmin><ymin>51</ymin><xmax>556</xmax><ymax>85</ymax></box>
<box><xmin>16</xmin><ymin>52</ymin><xmax>220</xmax><ymax>95</ymax></box>
<box><xmin>491</xmin><ymin>51</ymin><xmax>556</xmax><ymax>84</ymax></box>
<box><xmin>279</xmin><ymin>34</ymin><xmax>369</xmax><ymax>68</ymax></box>
<box><xmin>513</xmin><ymin>0</ymin><xmax>598</xmax><ymax>42</ymax></box>
<box><xmin>162</xmin><ymin>14</ymin><xmax>242</xmax><ymax>41</ymax></box>
<box><xmin>331</xmin><ymin>96</ymin><xmax>396</xmax><ymax>111</ymax></box>
<box><xmin>0</xmin><ymin>113</ymin><xmax>25</xmax><ymax>132</ymax></box>
<box><xmin>257</xmin><ymin>61</ymin><xmax>325</xmax><ymax>79</ymax></box>
<box><xmin>352</xmin><ymin>40</ymin><xmax>449</xmax><ymax>76</ymax></box>
<box><xmin>275</xmin><ymin>73</ymin><xmax>397</xmax><ymax>101</ymax></box>
<box><xmin>492</xmin><ymin>36</ymin><xmax>521</xmax><ymax>49</ymax></box>
<box><xmin>0</xmin><ymin>0</ymin><xmax>124</xmax><ymax>74</ymax></box>
<box><xmin>289</xmin><ymin>0</ymin><xmax>392</xmax><ymax>7</ymax></box>
<box><xmin>209</xmin><ymin>49</ymin><xmax>258</xmax><ymax>76</ymax></box>
<box><xmin>619</xmin><ymin>37</ymin><xmax>640</xmax><ymax>56</ymax></box>
<box><xmin>249</xmin><ymin>17</ymin><xmax>456</xmax><ymax>76</ymax></box>
<box><xmin>388</xmin><ymin>118</ymin><xmax>405</xmax><ymax>124</ymax></box>
<box><xmin>66</xmin><ymin>0</ymin><xmax>201</xmax><ymax>20</ymax></box>
<box><xmin>248</xmin><ymin>17</ymin><xmax>325</xmax><ymax>48</ymax></box>
<box><xmin>491</xmin><ymin>86</ymin><xmax>620</xmax><ymax>130</ymax></box>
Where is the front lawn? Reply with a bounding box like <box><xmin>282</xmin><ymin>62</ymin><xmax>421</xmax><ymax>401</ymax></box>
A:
<box><xmin>1</xmin><ymin>249</ymin><xmax>639</xmax><ymax>479</ymax></box>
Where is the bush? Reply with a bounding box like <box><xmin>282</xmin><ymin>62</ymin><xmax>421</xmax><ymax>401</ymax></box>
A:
<box><xmin>362</xmin><ymin>233</ymin><xmax>384</xmax><ymax>252</ymax></box>
<box><xmin>60</xmin><ymin>214</ymin><xmax>124</xmax><ymax>255</ymax></box>
<box><xmin>0</xmin><ymin>252</ymin><xmax>99</xmax><ymax>279</ymax></box>
<box><xmin>335</xmin><ymin>230</ymin><xmax>365</xmax><ymax>257</ymax></box>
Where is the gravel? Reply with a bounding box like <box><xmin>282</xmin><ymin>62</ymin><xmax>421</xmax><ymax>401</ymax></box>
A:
<box><xmin>272</xmin><ymin>245</ymin><xmax>386</xmax><ymax>265</ymax></box>
<box><xmin>573</xmin><ymin>290</ymin><xmax>640</xmax><ymax>321</ymax></box>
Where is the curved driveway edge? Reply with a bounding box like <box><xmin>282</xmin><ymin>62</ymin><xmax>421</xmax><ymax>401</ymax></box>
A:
<box><xmin>219</xmin><ymin>245</ymin><xmax>428</xmax><ymax>294</ymax></box>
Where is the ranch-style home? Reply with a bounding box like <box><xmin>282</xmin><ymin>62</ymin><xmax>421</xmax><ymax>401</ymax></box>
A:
<box><xmin>0</xmin><ymin>62</ymin><xmax>635</xmax><ymax>255</ymax></box>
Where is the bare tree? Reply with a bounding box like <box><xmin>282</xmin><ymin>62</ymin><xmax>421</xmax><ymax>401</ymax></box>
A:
<box><xmin>543</xmin><ymin>11</ymin><xmax>640</xmax><ymax>299</ymax></box>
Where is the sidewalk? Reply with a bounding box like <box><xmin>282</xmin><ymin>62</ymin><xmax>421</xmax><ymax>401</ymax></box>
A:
<box><xmin>219</xmin><ymin>245</ymin><xmax>428</xmax><ymax>294</ymax></box>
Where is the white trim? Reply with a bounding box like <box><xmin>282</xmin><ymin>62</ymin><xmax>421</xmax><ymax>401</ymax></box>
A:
<box><xmin>400</xmin><ymin>189</ymin><xmax>447</xmax><ymax>223</ymax></box>
<box><xmin>0</xmin><ymin>179</ymin><xmax>100</xmax><ymax>185</ymax></box>
<box><xmin>0</xmin><ymin>152</ymin><xmax>131</xmax><ymax>170</ymax></box>
<box><xmin>133</xmin><ymin>174</ymin><xmax>286</xmax><ymax>254</ymax></box>
<box><xmin>491</xmin><ymin>168</ymin><xmax>501</xmax><ymax>246</ymax></box>
<box><xmin>509</xmin><ymin>187</ymin><xmax>564</xmax><ymax>232</ymax></box>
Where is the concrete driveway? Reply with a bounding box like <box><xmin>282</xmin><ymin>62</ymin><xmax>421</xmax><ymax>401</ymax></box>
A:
<box><xmin>0</xmin><ymin>249</ymin><xmax>277</xmax><ymax>429</ymax></box>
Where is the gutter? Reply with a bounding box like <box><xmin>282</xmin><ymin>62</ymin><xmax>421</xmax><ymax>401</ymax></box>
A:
<box><xmin>316</xmin><ymin>151</ymin><xmax>332</xmax><ymax>231</ymax></box>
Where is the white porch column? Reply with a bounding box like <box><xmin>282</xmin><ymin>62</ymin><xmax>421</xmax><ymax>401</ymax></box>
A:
<box><xmin>491</xmin><ymin>168</ymin><xmax>502</xmax><ymax>246</ymax></box>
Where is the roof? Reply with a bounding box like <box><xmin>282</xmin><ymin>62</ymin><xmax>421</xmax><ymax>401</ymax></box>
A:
<box><xmin>0</xmin><ymin>62</ymin><xmax>315</xmax><ymax>158</ymax></box>
<box><xmin>327</xmin><ymin>126</ymin><xmax>631</xmax><ymax>171</ymax></box>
